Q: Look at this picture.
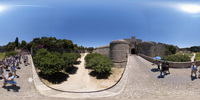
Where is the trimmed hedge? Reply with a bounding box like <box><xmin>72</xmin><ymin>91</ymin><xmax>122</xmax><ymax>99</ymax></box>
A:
<box><xmin>162</xmin><ymin>55</ymin><xmax>190</xmax><ymax>62</ymax></box>
<box><xmin>85</xmin><ymin>53</ymin><xmax>114</xmax><ymax>74</ymax></box>
<box><xmin>5</xmin><ymin>51</ymin><xmax>19</xmax><ymax>57</ymax></box>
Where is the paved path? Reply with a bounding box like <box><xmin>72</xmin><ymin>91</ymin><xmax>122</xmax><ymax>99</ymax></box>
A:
<box><xmin>115</xmin><ymin>55</ymin><xmax>200</xmax><ymax>99</ymax></box>
<box><xmin>0</xmin><ymin>55</ymin><xmax>42</xmax><ymax>99</ymax></box>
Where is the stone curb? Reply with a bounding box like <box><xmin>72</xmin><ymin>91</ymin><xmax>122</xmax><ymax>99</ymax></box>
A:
<box><xmin>30</xmin><ymin>55</ymin><xmax>130</xmax><ymax>99</ymax></box>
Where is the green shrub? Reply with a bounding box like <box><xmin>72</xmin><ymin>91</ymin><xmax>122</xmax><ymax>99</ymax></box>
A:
<box><xmin>85</xmin><ymin>53</ymin><xmax>101</xmax><ymax>64</ymax></box>
<box><xmin>5</xmin><ymin>51</ymin><xmax>19</xmax><ymax>57</ymax></box>
<box><xmin>38</xmin><ymin>53</ymin><xmax>64</xmax><ymax>75</ymax></box>
<box><xmin>33</xmin><ymin>49</ymin><xmax>50</xmax><ymax>67</ymax></box>
<box><xmin>85</xmin><ymin>53</ymin><xmax>113</xmax><ymax>74</ymax></box>
<box><xmin>87</xmin><ymin>56</ymin><xmax>99</xmax><ymax>68</ymax></box>
<box><xmin>33</xmin><ymin>49</ymin><xmax>64</xmax><ymax>75</ymax></box>
<box><xmin>35</xmin><ymin>49</ymin><xmax>49</xmax><ymax>57</ymax></box>
<box><xmin>162</xmin><ymin>55</ymin><xmax>190</xmax><ymax>62</ymax></box>
<box><xmin>74</xmin><ymin>53</ymin><xmax>81</xmax><ymax>59</ymax></box>
<box><xmin>52</xmin><ymin>52</ymin><xmax>62</xmax><ymax>58</ymax></box>
<box><xmin>164</xmin><ymin>45</ymin><xmax>177</xmax><ymax>56</ymax></box>
<box><xmin>92</xmin><ymin>56</ymin><xmax>113</xmax><ymax>74</ymax></box>
<box><xmin>62</xmin><ymin>53</ymin><xmax>80</xmax><ymax>68</ymax></box>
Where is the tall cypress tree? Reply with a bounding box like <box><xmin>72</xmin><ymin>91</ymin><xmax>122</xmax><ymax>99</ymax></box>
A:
<box><xmin>15</xmin><ymin>37</ymin><xmax>19</xmax><ymax>48</ymax></box>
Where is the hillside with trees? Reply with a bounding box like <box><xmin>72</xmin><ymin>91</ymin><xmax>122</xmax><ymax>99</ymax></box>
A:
<box><xmin>2</xmin><ymin>37</ymin><xmax>94</xmax><ymax>54</ymax></box>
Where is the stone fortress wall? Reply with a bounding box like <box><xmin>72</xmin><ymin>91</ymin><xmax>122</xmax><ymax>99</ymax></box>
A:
<box><xmin>93</xmin><ymin>36</ymin><xmax>200</xmax><ymax>68</ymax></box>
<box><xmin>93</xmin><ymin>36</ymin><xmax>170</xmax><ymax>68</ymax></box>
<box><xmin>93</xmin><ymin>45</ymin><xmax>110</xmax><ymax>57</ymax></box>
<box><xmin>138</xmin><ymin>41</ymin><xmax>166</xmax><ymax>57</ymax></box>
<box><xmin>92</xmin><ymin>36</ymin><xmax>197</xmax><ymax>68</ymax></box>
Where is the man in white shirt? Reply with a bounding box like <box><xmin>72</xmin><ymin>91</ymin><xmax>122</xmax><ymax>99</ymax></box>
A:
<box><xmin>191</xmin><ymin>62</ymin><xmax>197</xmax><ymax>77</ymax></box>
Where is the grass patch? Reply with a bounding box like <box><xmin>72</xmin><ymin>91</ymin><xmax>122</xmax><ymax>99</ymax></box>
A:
<box><xmin>195</xmin><ymin>52</ymin><xmax>200</xmax><ymax>61</ymax></box>
<box><xmin>0</xmin><ymin>53</ymin><xmax>5</xmax><ymax>60</ymax></box>
<box><xmin>162</xmin><ymin>54</ymin><xmax>191</xmax><ymax>62</ymax></box>
<box><xmin>176</xmin><ymin>53</ymin><xmax>193</xmax><ymax>58</ymax></box>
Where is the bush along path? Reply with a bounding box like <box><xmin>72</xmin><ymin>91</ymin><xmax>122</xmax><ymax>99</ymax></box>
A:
<box><xmin>50</xmin><ymin>53</ymin><xmax>99</xmax><ymax>92</ymax></box>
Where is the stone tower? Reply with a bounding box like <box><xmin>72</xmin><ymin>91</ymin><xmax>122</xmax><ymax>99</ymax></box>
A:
<box><xmin>110</xmin><ymin>40</ymin><xmax>129</xmax><ymax>68</ymax></box>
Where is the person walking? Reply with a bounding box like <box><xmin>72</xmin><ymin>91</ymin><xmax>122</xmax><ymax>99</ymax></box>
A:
<box><xmin>165</xmin><ymin>60</ymin><xmax>170</xmax><ymax>74</ymax></box>
<box><xmin>191</xmin><ymin>62</ymin><xmax>197</xmax><ymax>77</ymax></box>
<box><xmin>10</xmin><ymin>60</ymin><xmax>17</xmax><ymax>77</ymax></box>
<box><xmin>160</xmin><ymin>62</ymin><xmax>167</xmax><ymax>76</ymax></box>
<box><xmin>157</xmin><ymin>61</ymin><xmax>161</xmax><ymax>71</ymax></box>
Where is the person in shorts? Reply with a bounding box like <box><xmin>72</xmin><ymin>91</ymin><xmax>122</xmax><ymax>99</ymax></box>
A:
<box><xmin>191</xmin><ymin>62</ymin><xmax>197</xmax><ymax>77</ymax></box>
<box><xmin>160</xmin><ymin>62</ymin><xmax>167</xmax><ymax>76</ymax></box>
<box><xmin>0</xmin><ymin>72</ymin><xmax>17</xmax><ymax>87</ymax></box>
<box><xmin>10</xmin><ymin>60</ymin><xmax>17</xmax><ymax>77</ymax></box>
<box><xmin>165</xmin><ymin>60</ymin><xmax>170</xmax><ymax>74</ymax></box>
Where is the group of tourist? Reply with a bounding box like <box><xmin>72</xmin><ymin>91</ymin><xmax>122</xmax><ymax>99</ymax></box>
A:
<box><xmin>155</xmin><ymin>59</ymin><xmax>200</xmax><ymax>78</ymax></box>
<box><xmin>156</xmin><ymin>59</ymin><xmax>170</xmax><ymax>76</ymax></box>
<box><xmin>0</xmin><ymin>51</ymin><xmax>29</xmax><ymax>88</ymax></box>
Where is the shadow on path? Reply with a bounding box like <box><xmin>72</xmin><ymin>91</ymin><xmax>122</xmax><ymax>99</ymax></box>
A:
<box><xmin>89</xmin><ymin>71</ymin><xmax>111</xmax><ymax>79</ymax></box>
<box><xmin>157</xmin><ymin>75</ymin><xmax>165</xmax><ymax>78</ymax></box>
<box><xmin>3</xmin><ymin>85</ymin><xmax>21</xmax><ymax>92</ymax></box>
<box><xmin>74</xmin><ymin>61</ymin><xmax>81</xmax><ymax>65</ymax></box>
<box><xmin>65</xmin><ymin>66</ymin><xmax>78</xmax><ymax>75</ymax></box>
<box><xmin>39</xmin><ymin>72</ymin><xmax>69</xmax><ymax>84</ymax></box>
<box><xmin>191</xmin><ymin>75</ymin><xmax>197</xmax><ymax>81</ymax></box>
<box><xmin>151</xmin><ymin>68</ymin><xmax>159</xmax><ymax>72</ymax></box>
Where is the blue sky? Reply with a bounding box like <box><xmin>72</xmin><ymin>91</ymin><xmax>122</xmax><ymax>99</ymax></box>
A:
<box><xmin>0</xmin><ymin>0</ymin><xmax>200</xmax><ymax>48</ymax></box>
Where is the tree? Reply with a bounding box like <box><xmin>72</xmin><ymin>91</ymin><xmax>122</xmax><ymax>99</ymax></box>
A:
<box><xmin>164</xmin><ymin>45</ymin><xmax>177</xmax><ymax>56</ymax></box>
<box><xmin>21</xmin><ymin>40</ymin><xmax>27</xmax><ymax>49</ymax></box>
<box><xmin>86</xmin><ymin>47</ymin><xmax>94</xmax><ymax>53</ymax></box>
<box><xmin>33</xmin><ymin>49</ymin><xmax>64</xmax><ymax>76</ymax></box>
<box><xmin>62</xmin><ymin>53</ymin><xmax>80</xmax><ymax>69</ymax></box>
<box><xmin>85</xmin><ymin>53</ymin><xmax>113</xmax><ymax>74</ymax></box>
<box><xmin>6</xmin><ymin>42</ymin><xmax>15</xmax><ymax>51</ymax></box>
<box><xmin>15</xmin><ymin>37</ymin><xmax>19</xmax><ymax>48</ymax></box>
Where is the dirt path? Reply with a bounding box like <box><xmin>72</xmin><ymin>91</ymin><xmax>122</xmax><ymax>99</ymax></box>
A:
<box><xmin>191</xmin><ymin>53</ymin><xmax>196</xmax><ymax>62</ymax></box>
<box><xmin>50</xmin><ymin>53</ymin><xmax>98</xmax><ymax>92</ymax></box>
